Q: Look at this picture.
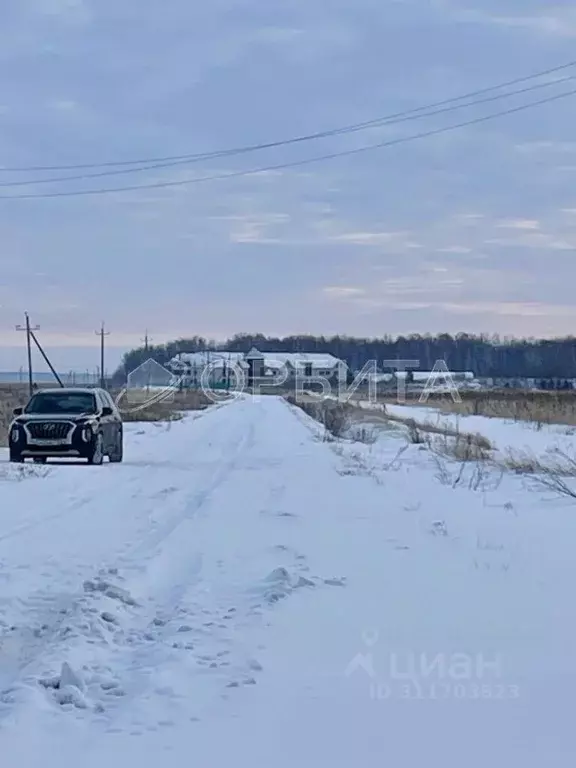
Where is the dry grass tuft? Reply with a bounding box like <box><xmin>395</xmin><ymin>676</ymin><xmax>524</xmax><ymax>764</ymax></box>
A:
<box><xmin>383</xmin><ymin>409</ymin><xmax>493</xmax><ymax>457</ymax></box>
<box><xmin>347</xmin><ymin>425</ymin><xmax>380</xmax><ymax>445</ymax></box>
<box><xmin>430</xmin><ymin>432</ymin><xmax>492</xmax><ymax>463</ymax></box>
<box><xmin>114</xmin><ymin>387</ymin><xmax>214</xmax><ymax>422</ymax></box>
<box><xmin>404</xmin><ymin>419</ymin><xmax>426</xmax><ymax>444</ymax></box>
<box><xmin>285</xmin><ymin>395</ymin><xmax>351</xmax><ymax>439</ymax></box>
<box><xmin>502</xmin><ymin>448</ymin><xmax>576</xmax><ymax>499</ymax></box>
<box><xmin>416</xmin><ymin>390</ymin><xmax>576</xmax><ymax>428</ymax></box>
<box><xmin>0</xmin><ymin>384</ymin><xmax>30</xmax><ymax>446</ymax></box>
<box><xmin>289</xmin><ymin>393</ymin><xmax>496</xmax><ymax>455</ymax></box>
<box><xmin>504</xmin><ymin>447</ymin><xmax>576</xmax><ymax>475</ymax></box>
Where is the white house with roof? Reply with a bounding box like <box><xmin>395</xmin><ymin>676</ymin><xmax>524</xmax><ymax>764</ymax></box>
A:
<box><xmin>254</xmin><ymin>351</ymin><xmax>347</xmax><ymax>380</ymax></box>
<box><xmin>167</xmin><ymin>348</ymin><xmax>347</xmax><ymax>388</ymax></box>
<box><xmin>167</xmin><ymin>351</ymin><xmax>243</xmax><ymax>388</ymax></box>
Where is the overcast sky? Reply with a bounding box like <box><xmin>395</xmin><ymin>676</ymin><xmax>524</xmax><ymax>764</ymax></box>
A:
<box><xmin>1</xmin><ymin>0</ymin><xmax>576</xmax><ymax>370</ymax></box>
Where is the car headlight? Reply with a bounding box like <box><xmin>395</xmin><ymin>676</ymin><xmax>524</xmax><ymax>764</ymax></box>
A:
<box><xmin>81</xmin><ymin>425</ymin><xmax>93</xmax><ymax>442</ymax></box>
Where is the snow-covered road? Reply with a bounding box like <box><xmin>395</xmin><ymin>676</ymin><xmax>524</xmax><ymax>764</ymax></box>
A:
<box><xmin>0</xmin><ymin>396</ymin><xmax>574</xmax><ymax>766</ymax></box>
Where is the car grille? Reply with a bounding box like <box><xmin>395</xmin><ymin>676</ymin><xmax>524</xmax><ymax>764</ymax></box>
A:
<box><xmin>27</xmin><ymin>421</ymin><xmax>72</xmax><ymax>440</ymax></box>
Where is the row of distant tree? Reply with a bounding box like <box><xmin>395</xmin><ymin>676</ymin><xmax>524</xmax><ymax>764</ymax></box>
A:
<box><xmin>114</xmin><ymin>332</ymin><xmax>576</xmax><ymax>383</ymax></box>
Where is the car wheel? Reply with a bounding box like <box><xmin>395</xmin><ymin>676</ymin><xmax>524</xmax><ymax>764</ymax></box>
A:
<box><xmin>108</xmin><ymin>435</ymin><xmax>123</xmax><ymax>463</ymax></box>
<box><xmin>9</xmin><ymin>451</ymin><xmax>23</xmax><ymax>463</ymax></box>
<box><xmin>88</xmin><ymin>433</ymin><xmax>104</xmax><ymax>465</ymax></box>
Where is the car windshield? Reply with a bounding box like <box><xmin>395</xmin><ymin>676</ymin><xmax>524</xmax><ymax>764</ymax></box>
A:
<box><xmin>24</xmin><ymin>392</ymin><xmax>97</xmax><ymax>415</ymax></box>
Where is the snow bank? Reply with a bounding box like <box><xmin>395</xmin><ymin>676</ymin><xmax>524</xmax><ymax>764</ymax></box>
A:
<box><xmin>386</xmin><ymin>402</ymin><xmax>576</xmax><ymax>458</ymax></box>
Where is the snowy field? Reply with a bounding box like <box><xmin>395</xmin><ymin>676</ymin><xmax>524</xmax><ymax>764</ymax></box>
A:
<box><xmin>386</xmin><ymin>402</ymin><xmax>576</xmax><ymax>458</ymax></box>
<box><xmin>0</xmin><ymin>395</ymin><xmax>575</xmax><ymax>766</ymax></box>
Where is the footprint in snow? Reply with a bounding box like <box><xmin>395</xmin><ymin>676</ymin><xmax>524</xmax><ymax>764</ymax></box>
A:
<box><xmin>323</xmin><ymin>577</ymin><xmax>347</xmax><ymax>587</ymax></box>
<box><xmin>429</xmin><ymin>521</ymin><xmax>449</xmax><ymax>537</ymax></box>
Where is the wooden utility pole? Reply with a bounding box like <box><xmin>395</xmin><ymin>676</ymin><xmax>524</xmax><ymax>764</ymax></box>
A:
<box><xmin>95</xmin><ymin>323</ymin><xmax>110</xmax><ymax>388</ymax></box>
<box><xmin>29</xmin><ymin>327</ymin><xmax>63</xmax><ymax>388</ymax></box>
<box><xmin>15</xmin><ymin>312</ymin><xmax>40</xmax><ymax>397</ymax></box>
<box><xmin>140</xmin><ymin>331</ymin><xmax>153</xmax><ymax>392</ymax></box>
<box><xmin>142</xmin><ymin>331</ymin><xmax>153</xmax><ymax>392</ymax></box>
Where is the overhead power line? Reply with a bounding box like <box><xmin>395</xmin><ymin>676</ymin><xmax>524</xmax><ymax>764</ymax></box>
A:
<box><xmin>1</xmin><ymin>85</ymin><xmax>575</xmax><ymax>200</ymax></box>
<box><xmin>0</xmin><ymin>75</ymin><xmax>573</xmax><ymax>189</ymax></box>
<box><xmin>0</xmin><ymin>57</ymin><xmax>575</xmax><ymax>174</ymax></box>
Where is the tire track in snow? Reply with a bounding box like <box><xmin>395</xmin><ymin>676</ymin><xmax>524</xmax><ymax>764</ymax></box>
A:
<box><xmin>0</xmin><ymin>407</ymin><xmax>225</xmax><ymax>578</ymax></box>
<box><xmin>0</xmin><ymin>403</ymin><xmax>247</xmax><ymax>714</ymax></box>
<box><xmin>86</xmin><ymin>412</ymin><xmax>258</xmax><ymax>720</ymax></box>
<box><xmin>0</xmin><ymin>488</ymin><xmax>111</xmax><ymax>545</ymax></box>
<box><xmin>121</xmin><ymin>411</ymin><xmax>256</xmax><ymax>601</ymax></box>
<box><xmin>0</xmin><ymin>401</ymin><xmax>256</xmax><ymax>719</ymax></box>
<box><xmin>95</xmin><ymin>399</ymin><xmax>330</xmax><ymax>728</ymax></box>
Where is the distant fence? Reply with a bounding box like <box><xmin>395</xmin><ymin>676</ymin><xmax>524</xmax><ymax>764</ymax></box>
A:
<box><xmin>0</xmin><ymin>371</ymin><xmax>101</xmax><ymax>386</ymax></box>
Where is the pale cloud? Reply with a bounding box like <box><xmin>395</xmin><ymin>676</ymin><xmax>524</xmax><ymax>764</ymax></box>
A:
<box><xmin>335</xmin><ymin>296</ymin><xmax>433</xmax><ymax>312</ymax></box>
<box><xmin>485</xmin><ymin>233</ymin><xmax>575</xmax><ymax>249</ymax></box>
<box><xmin>377</xmin><ymin>276</ymin><xmax>464</xmax><ymax>295</ymax></box>
<box><xmin>322</xmin><ymin>273</ymin><xmax>466</xmax><ymax>311</ymax></box>
<box><xmin>34</xmin><ymin>0</ymin><xmax>92</xmax><ymax>25</ymax></box>
<box><xmin>480</xmin><ymin>13</ymin><xmax>576</xmax><ymax>38</ymax></box>
<box><xmin>435</xmin><ymin>245</ymin><xmax>473</xmax><ymax>253</ymax></box>
<box><xmin>453</xmin><ymin>214</ymin><xmax>485</xmax><ymax>220</ymax></box>
<box><xmin>445</xmin><ymin>3</ymin><xmax>576</xmax><ymax>38</ymax></box>
<box><xmin>328</xmin><ymin>231</ymin><xmax>409</xmax><ymax>245</ymax></box>
<box><xmin>496</xmin><ymin>219</ymin><xmax>540</xmax><ymax>230</ymax></box>
<box><xmin>440</xmin><ymin>301</ymin><xmax>576</xmax><ymax>318</ymax></box>
<box><xmin>378</xmin><ymin>279</ymin><xmax>431</xmax><ymax>296</ymax></box>
<box><xmin>229</xmin><ymin>225</ymin><xmax>282</xmax><ymax>244</ymax></box>
<box><xmin>361</xmin><ymin>300</ymin><xmax>433</xmax><ymax>311</ymax></box>
<box><xmin>227</xmin><ymin>213</ymin><xmax>291</xmax><ymax>244</ymax></box>
<box><xmin>451</xmin><ymin>214</ymin><xmax>486</xmax><ymax>227</ymax></box>
<box><xmin>515</xmin><ymin>141</ymin><xmax>576</xmax><ymax>155</ymax></box>
<box><xmin>322</xmin><ymin>286</ymin><xmax>366</xmax><ymax>298</ymax></box>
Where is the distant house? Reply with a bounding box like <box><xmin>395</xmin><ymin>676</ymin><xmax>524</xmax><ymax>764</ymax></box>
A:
<box><xmin>167</xmin><ymin>348</ymin><xmax>347</xmax><ymax>388</ymax></box>
<box><xmin>168</xmin><ymin>351</ymin><xmax>244</xmax><ymax>388</ymax></box>
<box><xmin>254</xmin><ymin>350</ymin><xmax>347</xmax><ymax>382</ymax></box>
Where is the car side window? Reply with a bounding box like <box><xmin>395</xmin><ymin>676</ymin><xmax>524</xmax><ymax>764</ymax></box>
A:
<box><xmin>95</xmin><ymin>390</ymin><xmax>106</xmax><ymax>411</ymax></box>
<box><xmin>100</xmin><ymin>391</ymin><xmax>117</xmax><ymax>414</ymax></box>
<box><xmin>103</xmin><ymin>391</ymin><xmax>116</xmax><ymax>410</ymax></box>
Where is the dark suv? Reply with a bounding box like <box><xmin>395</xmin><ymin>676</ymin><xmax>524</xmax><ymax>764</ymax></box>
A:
<box><xmin>9</xmin><ymin>387</ymin><xmax>123</xmax><ymax>465</ymax></box>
